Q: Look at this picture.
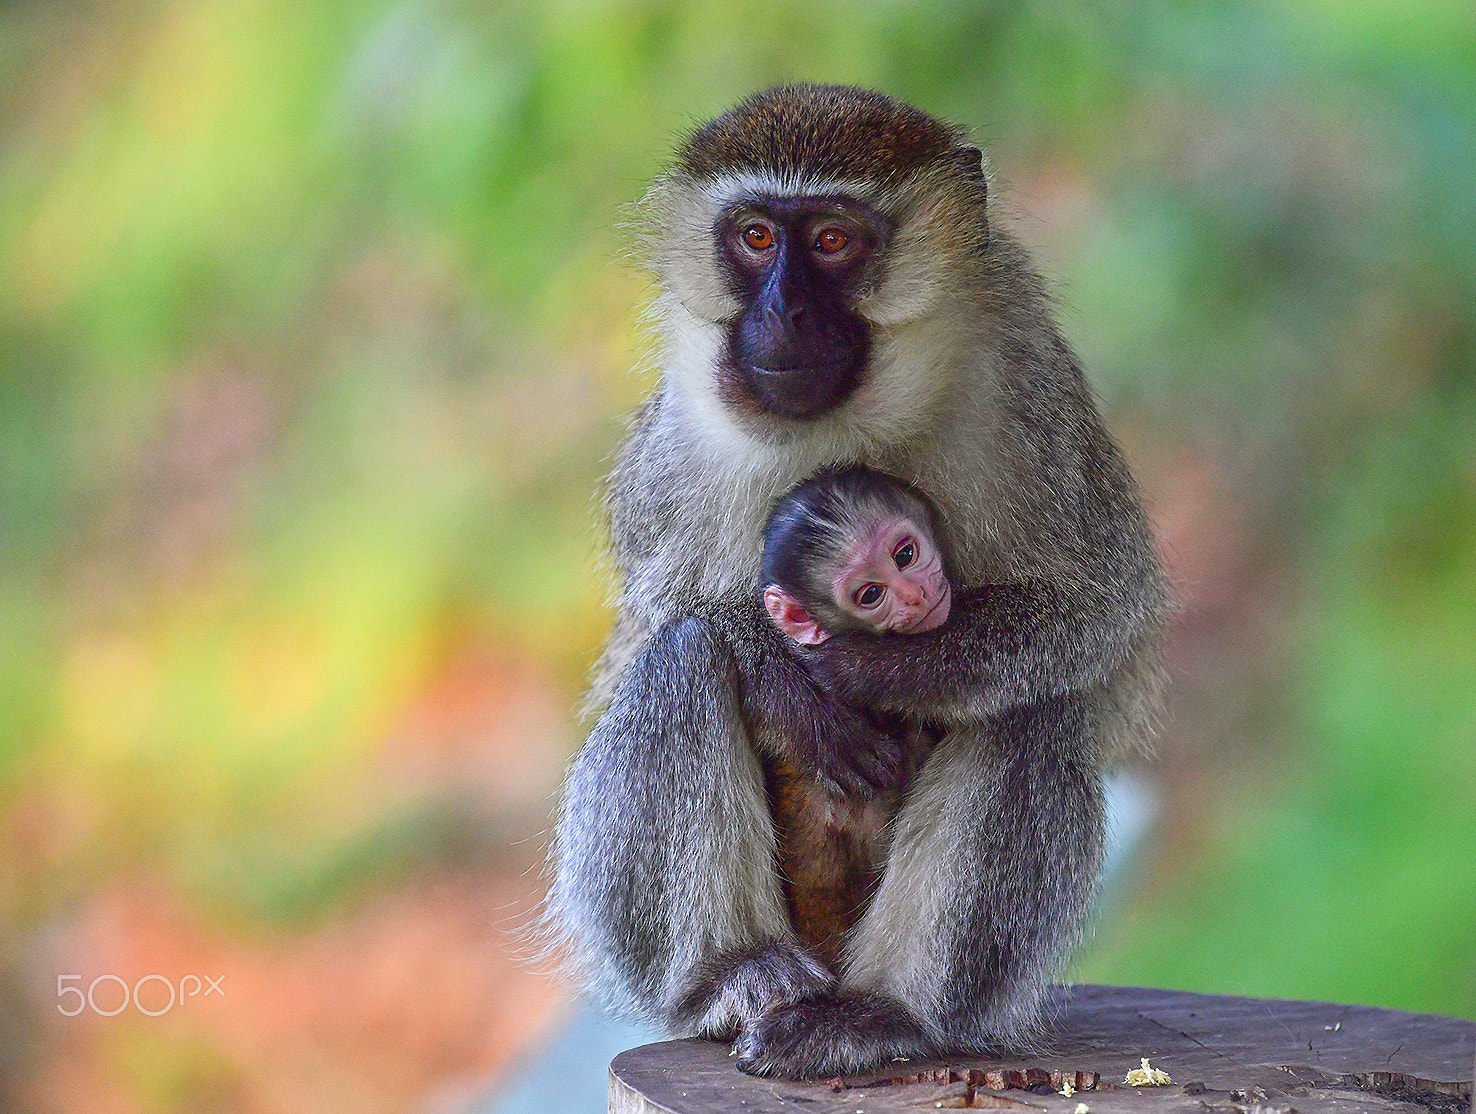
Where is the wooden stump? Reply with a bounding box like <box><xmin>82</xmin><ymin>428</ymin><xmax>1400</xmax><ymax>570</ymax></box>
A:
<box><xmin>609</xmin><ymin>985</ymin><xmax>1474</xmax><ymax>1113</ymax></box>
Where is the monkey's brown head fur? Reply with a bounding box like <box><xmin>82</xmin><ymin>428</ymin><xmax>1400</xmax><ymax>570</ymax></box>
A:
<box><xmin>677</xmin><ymin>85</ymin><xmax>964</xmax><ymax>188</ymax></box>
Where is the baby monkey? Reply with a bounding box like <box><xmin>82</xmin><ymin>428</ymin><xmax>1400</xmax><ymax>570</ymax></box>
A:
<box><xmin>762</xmin><ymin>465</ymin><xmax>952</xmax><ymax>647</ymax></box>
<box><xmin>756</xmin><ymin>465</ymin><xmax>952</xmax><ymax>968</ymax></box>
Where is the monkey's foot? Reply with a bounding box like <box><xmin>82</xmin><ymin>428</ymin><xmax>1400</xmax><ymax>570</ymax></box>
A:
<box><xmin>733</xmin><ymin>992</ymin><xmax>932</xmax><ymax>1079</ymax></box>
<box><xmin>675</xmin><ymin>940</ymin><xmax>835</xmax><ymax>1040</ymax></box>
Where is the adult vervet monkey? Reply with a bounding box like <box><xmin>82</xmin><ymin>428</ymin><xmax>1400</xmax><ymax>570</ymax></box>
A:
<box><xmin>549</xmin><ymin>84</ymin><xmax>1168</xmax><ymax>1079</ymax></box>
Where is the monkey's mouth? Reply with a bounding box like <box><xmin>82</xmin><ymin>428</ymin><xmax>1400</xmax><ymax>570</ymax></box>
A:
<box><xmin>740</xmin><ymin>357</ymin><xmax>864</xmax><ymax>420</ymax></box>
<box><xmin>725</xmin><ymin>310</ymin><xmax>870</xmax><ymax>420</ymax></box>
<box><xmin>749</xmin><ymin>360</ymin><xmax>845</xmax><ymax>376</ymax></box>
<box><xmin>908</xmin><ymin>582</ymin><xmax>951</xmax><ymax>633</ymax></box>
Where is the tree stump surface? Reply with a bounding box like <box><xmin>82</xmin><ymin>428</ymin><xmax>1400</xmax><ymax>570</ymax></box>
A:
<box><xmin>608</xmin><ymin>984</ymin><xmax>1474</xmax><ymax>1113</ymax></box>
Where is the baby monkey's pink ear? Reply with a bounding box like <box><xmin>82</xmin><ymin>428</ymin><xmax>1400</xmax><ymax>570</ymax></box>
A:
<box><xmin>762</xmin><ymin>585</ymin><xmax>830</xmax><ymax>645</ymax></box>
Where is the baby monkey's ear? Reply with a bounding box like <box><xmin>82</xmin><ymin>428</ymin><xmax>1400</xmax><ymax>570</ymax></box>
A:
<box><xmin>762</xmin><ymin>585</ymin><xmax>830</xmax><ymax>645</ymax></box>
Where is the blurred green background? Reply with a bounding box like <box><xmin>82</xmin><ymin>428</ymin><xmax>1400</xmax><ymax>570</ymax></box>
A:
<box><xmin>2</xmin><ymin>1</ymin><xmax>1473</xmax><ymax>1109</ymax></box>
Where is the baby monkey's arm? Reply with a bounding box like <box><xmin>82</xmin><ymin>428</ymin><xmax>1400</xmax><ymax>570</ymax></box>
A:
<box><xmin>700</xmin><ymin>598</ymin><xmax>910</xmax><ymax>798</ymax></box>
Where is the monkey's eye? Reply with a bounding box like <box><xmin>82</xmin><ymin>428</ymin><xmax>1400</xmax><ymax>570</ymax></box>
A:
<box><xmin>855</xmin><ymin>583</ymin><xmax>885</xmax><ymax>609</ymax></box>
<box><xmin>814</xmin><ymin>227</ymin><xmax>849</xmax><ymax>254</ymax></box>
<box><xmin>742</xmin><ymin>224</ymin><xmax>775</xmax><ymax>251</ymax></box>
<box><xmin>893</xmin><ymin>538</ymin><xmax>916</xmax><ymax>569</ymax></box>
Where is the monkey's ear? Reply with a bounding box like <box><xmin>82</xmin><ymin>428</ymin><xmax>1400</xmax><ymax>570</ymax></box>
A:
<box><xmin>763</xmin><ymin>585</ymin><xmax>830</xmax><ymax>645</ymax></box>
<box><xmin>955</xmin><ymin>145</ymin><xmax>984</xmax><ymax>178</ymax></box>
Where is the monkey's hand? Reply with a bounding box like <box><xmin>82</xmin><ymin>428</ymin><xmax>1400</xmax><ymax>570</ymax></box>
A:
<box><xmin>805</xmin><ymin>700</ymin><xmax>911</xmax><ymax>800</ymax></box>
<box><xmin>755</xmin><ymin>645</ymin><xmax>910</xmax><ymax>798</ymax></box>
<box><xmin>706</xmin><ymin>600</ymin><xmax>909</xmax><ymax>797</ymax></box>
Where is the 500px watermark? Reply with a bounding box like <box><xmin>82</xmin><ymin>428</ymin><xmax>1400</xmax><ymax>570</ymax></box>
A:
<box><xmin>56</xmin><ymin>974</ymin><xmax>224</xmax><ymax>1017</ymax></box>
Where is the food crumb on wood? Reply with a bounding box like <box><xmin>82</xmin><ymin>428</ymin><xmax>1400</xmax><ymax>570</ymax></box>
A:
<box><xmin>1123</xmin><ymin>1057</ymin><xmax>1172</xmax><ymax>1086</ymax></box>
<box><xmin>1073</xmin><ymin>1103</ymin><xmax>1090</xmax><ymax>1114</ymax></box>
<box><xmin>1059</xmin><ymin>1077</ymin><xmax>1076</xmax><ymax>1096</ymax></box>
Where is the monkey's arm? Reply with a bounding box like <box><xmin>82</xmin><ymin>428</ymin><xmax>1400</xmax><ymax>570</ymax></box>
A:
<box><xmin>806</xmin><ymin>570</ymin><xmax>1163</xmax><ymax>722</ymax></box>
<box><xmin>810</xmin><ymin>397</ymin><xmax>1168</xmax><ymax>722</ymax></box>
<box><xmin>698</xmin><ymin>599</ymin><xmax>911</xmax><ymax>797</ymax></box>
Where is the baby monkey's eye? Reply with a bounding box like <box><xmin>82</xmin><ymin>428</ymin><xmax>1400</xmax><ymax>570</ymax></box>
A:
<box><xmin>855</xmin><ymin>583</ymin><xmax>885</xmax><ymax>608</ymax></box>
<box><xmin>893</xmin><ymin>538</ymin><xmax>916</xmax><ymax>569</ymax></box>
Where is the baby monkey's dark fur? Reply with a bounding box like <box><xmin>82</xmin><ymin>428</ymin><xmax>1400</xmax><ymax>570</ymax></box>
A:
<box><xmin>548</xmin><ymin>84</ymin><xmax>1169</xmax><ymax>1080</ymax></box>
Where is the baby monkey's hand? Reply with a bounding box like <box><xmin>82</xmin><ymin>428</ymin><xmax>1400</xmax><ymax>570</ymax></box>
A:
<box><xmin>797</xmin><ymin>694</ymin><xmax>910</xmax><ymax>799</ymax></box>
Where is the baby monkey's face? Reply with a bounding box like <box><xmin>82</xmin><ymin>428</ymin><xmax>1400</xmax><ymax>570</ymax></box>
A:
<box><xmin>831</xmin><ymin>514</ymin><xmax>951</xmax><ymax>635</ymax></box>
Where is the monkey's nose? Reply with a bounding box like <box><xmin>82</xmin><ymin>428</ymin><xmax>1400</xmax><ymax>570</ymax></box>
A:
<box><xmin>894</xmin><ymin>579</ymin><xmax>924</xmax><ymax>606</ymax></box>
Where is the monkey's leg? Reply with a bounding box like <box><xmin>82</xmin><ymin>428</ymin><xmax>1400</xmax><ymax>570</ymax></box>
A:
<box><xmin>735</xmin><ymin>692</ymin><xmax>1104</xmax><ymax>1078</ymax></box>
<box><xmin>549</xmin><ymin>616</ymin><xmax>833</xmax><ymax>1040</ymax></box>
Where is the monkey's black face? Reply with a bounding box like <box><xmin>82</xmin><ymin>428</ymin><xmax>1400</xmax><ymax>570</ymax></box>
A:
<box><xmin>716</xmin><ymin>196</ymin><xmax>890</xmax><ymax>420</ymax></box>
